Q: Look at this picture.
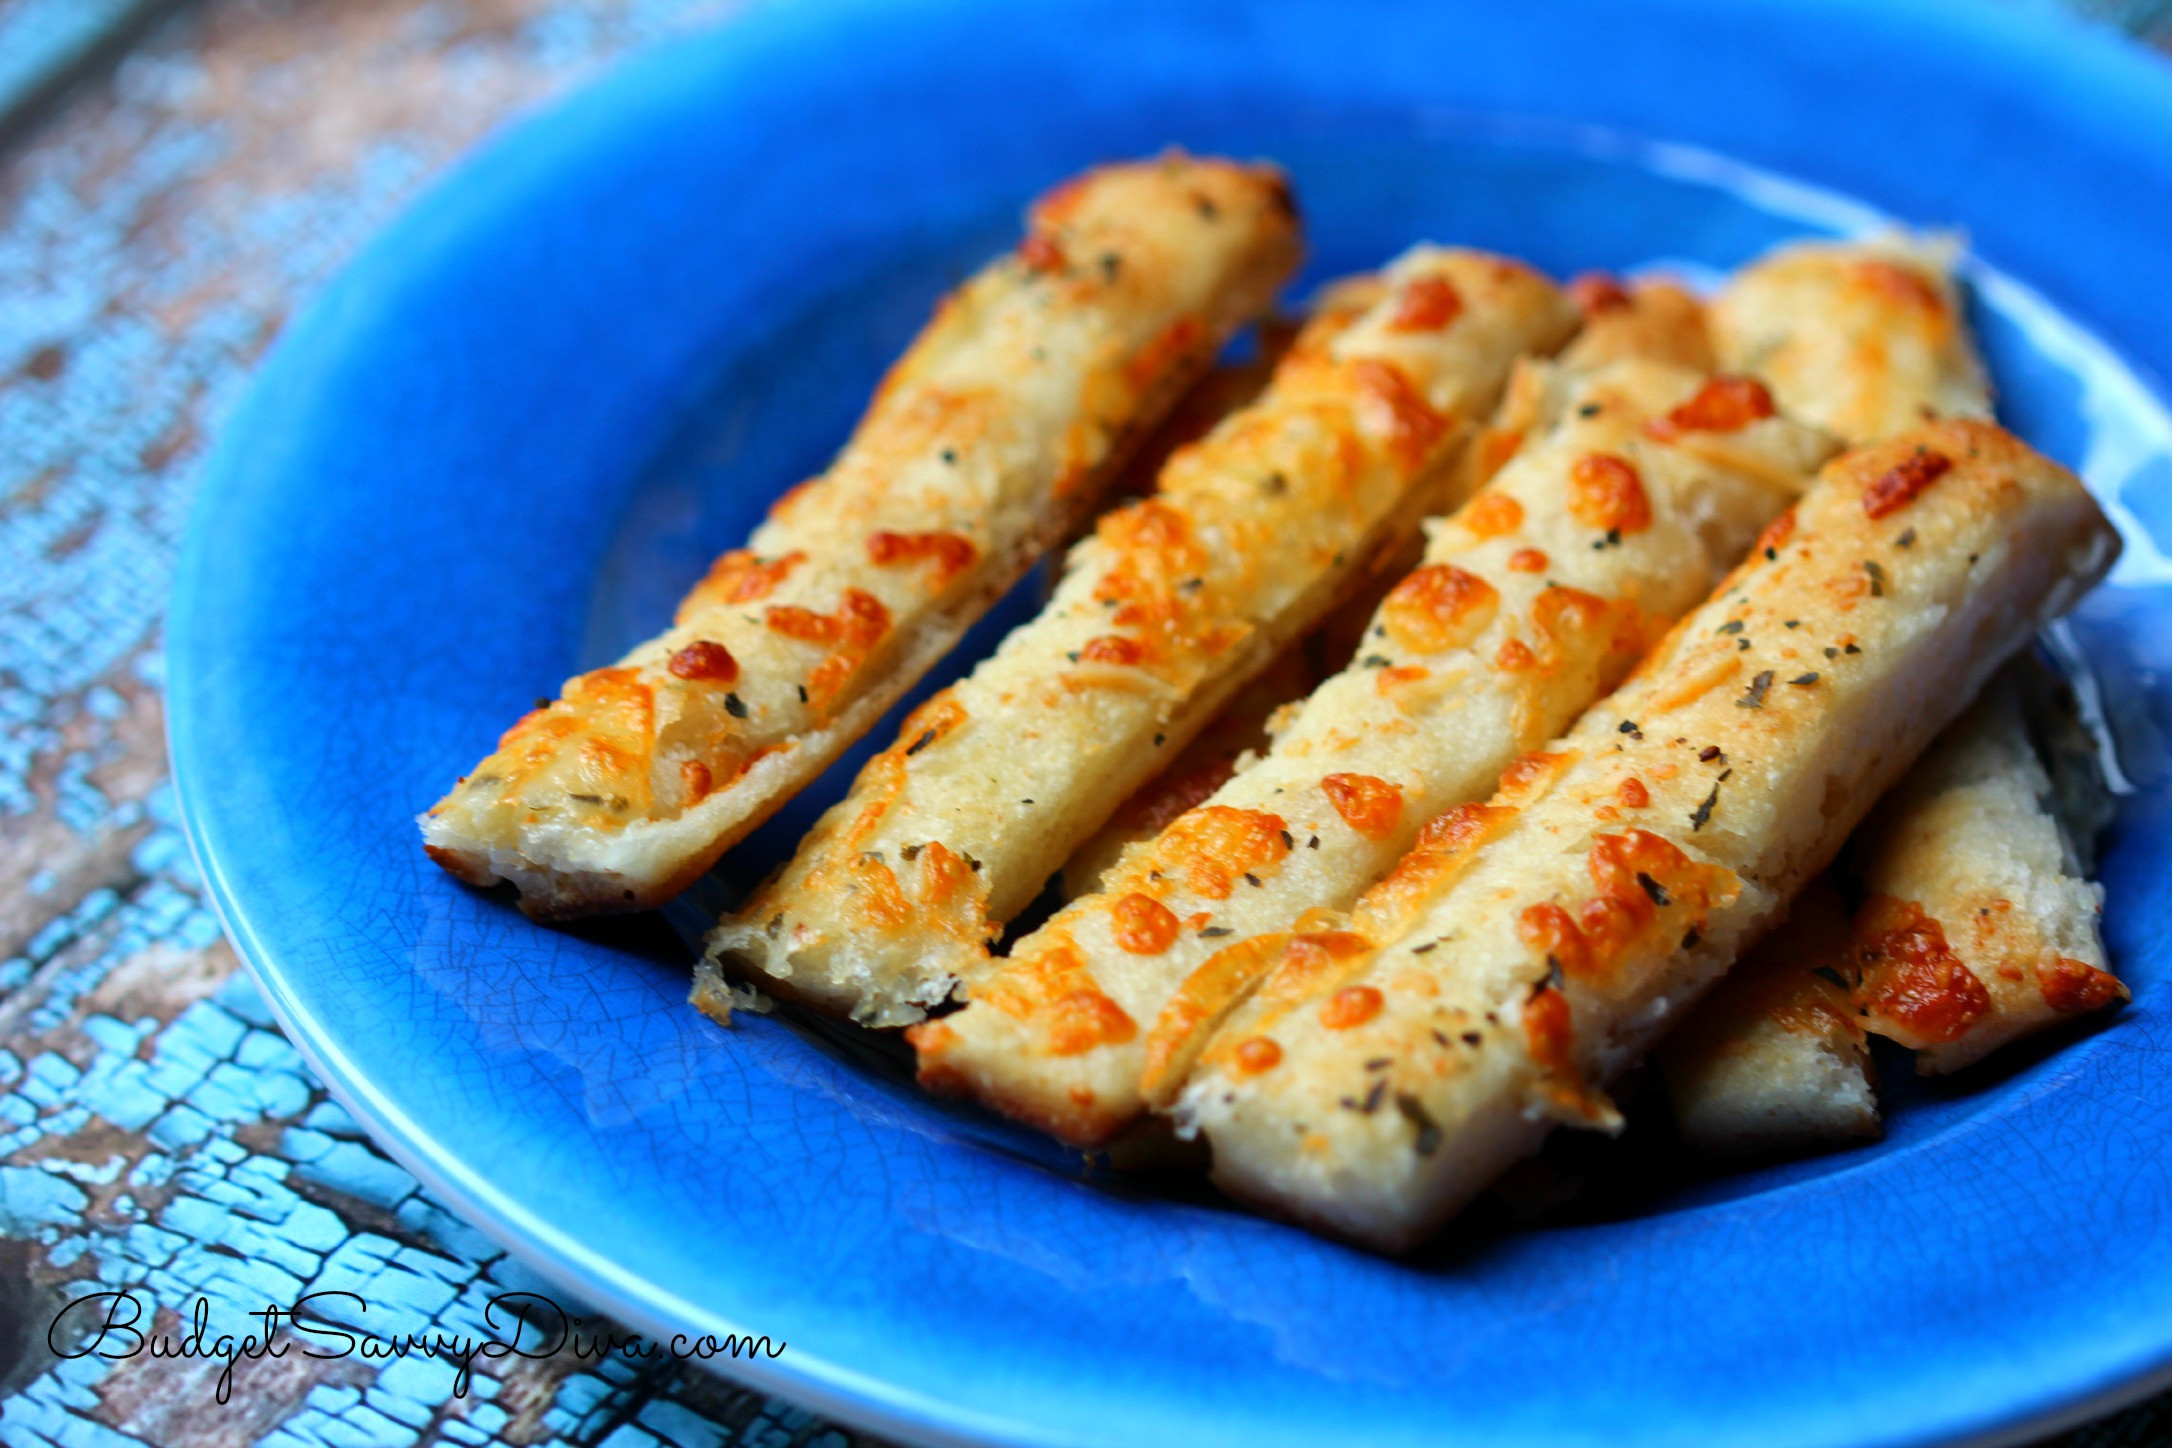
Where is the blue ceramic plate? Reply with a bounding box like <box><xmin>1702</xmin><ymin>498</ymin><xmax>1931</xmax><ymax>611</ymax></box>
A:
<box><xmin>169</xmin><ymin>0</ymin><xmax>2172</xmax><ymax>1443</ymax></box>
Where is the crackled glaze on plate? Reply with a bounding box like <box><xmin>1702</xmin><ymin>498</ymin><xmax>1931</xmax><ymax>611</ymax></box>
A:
<box><xmin>169</xmin><ymin>1</ymin><xmax>2172</xmax><ymax>1444</ymax></box>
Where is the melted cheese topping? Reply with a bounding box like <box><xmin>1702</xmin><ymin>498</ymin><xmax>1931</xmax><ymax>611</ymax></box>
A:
<box><xmin>706</xmin><ymin>248</ymin><xmax>1581</xmax><ymax>1028</ymax></box>
<box><xmin>914</xmin><ymin>341</ymin><xmax>1839</xmax><ymax>1145</ymax></box>
<box><xmin>1178</xmin><ymin>420</ymin><xmax>2115</xmax><ymax>1250</ymax></box>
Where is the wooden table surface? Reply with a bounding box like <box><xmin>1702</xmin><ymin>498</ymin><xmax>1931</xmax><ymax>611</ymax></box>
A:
<box><xmin>0</xmin><ymin>3</ymin><xmax>2165</xmax><ymax>1445</ymax></box>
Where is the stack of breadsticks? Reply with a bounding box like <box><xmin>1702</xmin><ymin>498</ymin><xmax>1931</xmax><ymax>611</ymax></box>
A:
<box><xmin>421</xmin><ymin>154</ymin><xmax>2126</xmax><ymax>1253</ymax></box>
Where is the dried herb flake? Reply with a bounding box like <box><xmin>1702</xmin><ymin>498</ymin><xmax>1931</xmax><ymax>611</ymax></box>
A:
<box><xmin>1689</xmin><ymin>784</ymin><xmax>1720</xmax><ymax>831</ymax></box>
<box><xmin>1395</xmin><ymin>1094</ymin><xmax>1443</xmax><ymax>1156</ymax></box>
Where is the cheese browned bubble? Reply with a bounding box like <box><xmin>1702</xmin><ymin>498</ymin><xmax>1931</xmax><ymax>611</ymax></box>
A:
<box><xmin>420</xmin><ymin>154</ymin><xmax>1301</xmax><ymax>918</ymax></box>
<box><xmin>1848</xmin><ymin>660</ymin><xmax>2124</xmax><ymax>1074</ymax></box>
<box><xmin>1657</xmin><ymin>878</ymin><xmax>1880</xmax><ymax>1157</ymax></box>
<box><xmin>1561</xmin><ymin>274</ymin><xmax>1715</xmax><ymax>372</ymax></box>
<box><xmin>912</xmin><ymin>296</ymin><xmax>1835</xmax><ymax>1146</ymax></box>
<box><xmin>701</xmin><ymin>249</ymin><xmax>1579</xmax><ymax>1026</ymax></box>
<box><xmin>1178</xmin><ymin>420</ymin><xmax>2116</xmax><ymax>1251</ymax></box>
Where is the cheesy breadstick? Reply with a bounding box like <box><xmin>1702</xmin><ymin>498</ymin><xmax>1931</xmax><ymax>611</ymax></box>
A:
<box><xmin>1657</xmin><ymin>878</ymin><xmax>1880</xmax><ymax>1157</ymax></box>
<box><xmin>1849</xmin><ymin>661</ymin><xmax>2124</xmax><ymax>1073</ymax></box>
<box><xmin>916</xmin><ymin>339</ymin><xmax>1835</xmax><ymax>1147</ymax></box>
<box><xmin>702</xmin><ymin>250</ymin><xmax>1578</xmax><ymax>1025</ymax></box>
<box><xmin>1659</xmin><ymin>231</ymin><xmax>1981</xmax><ymax>1140</ymax></box>
<box><xmin>1179</xmin><ymin>420</ymin><xmax>2116</xmax><ymax>1250</ymax></box>
<box><xmin>1667</xmin><ymin>233</ymin><xmax>2116</xmax><ymax>1140</ymax></box>
<box><xmin>1710</xmin><ymin>233</ymin><xmax>1990</xmax><ymax>443</ymax></box>
<box><xmin>421</xmin><ymin>154</ymin><xmax>1301</xmax><ymax>918</ymax></box>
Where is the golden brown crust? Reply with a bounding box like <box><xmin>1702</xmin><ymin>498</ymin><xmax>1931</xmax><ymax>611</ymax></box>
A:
<box><xmin>419</xmin><ymin>154</ymin><xmax>1303</xmax><ymax>917</ymax></box>
<box><xmin>1178</xmin><ymin>420</ymin><xmax>2116</xmax><ymax>1250</ymax></box>
<box><xmin>706</xmin><ymin>249</ymin><xmax>1579</xmax><ymax>1025</ymax></box>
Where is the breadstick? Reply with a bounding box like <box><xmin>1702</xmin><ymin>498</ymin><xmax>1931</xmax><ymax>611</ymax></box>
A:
<box><xmin>1657</xmin><ymin>878</ymin><xmax>1880</xmax><ymax>1157</ymax></box>
<box><xmin>1178</xmin><ymin>420</ymin><xmax>2116</xmax><ymax>1250</ymax></box>
<box><xmin>1709</xmin><ymin>233</ymin><xmax>1990</xmax><ymax>444</ymax></box>
<box><xmin>1667</xmin><ymin>233</ymin><xmax>2118</xmax><ymax>1140</ymax></box>
<box><xmin>1849</xmin><ymin>659</ymin><xmax>2124</xmax><ymax>1073</ymax></box>
<box><xmin>1658</xmin><ymin>230</ymin><xmax>1984</xmax><ymax>1141</ymax></box>
<box><xmin>916</xmin><ymin>338</ymin><xmax>1835</xmax><ymax>1146</ymax></box>
<box><xmin>702</xmin><ymin>250</ymin><xmax>1579</xmax><ymax>1024</ymax></box>
<box><xmin>419</xmin><ymin>154</ymin><xmax>1301</xmax><ymax>917</ymax></box>
<box><xmin>1059</xmin><ymin>326</ymin><xmax>1352</xmax><ymax>899</ymax></box>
